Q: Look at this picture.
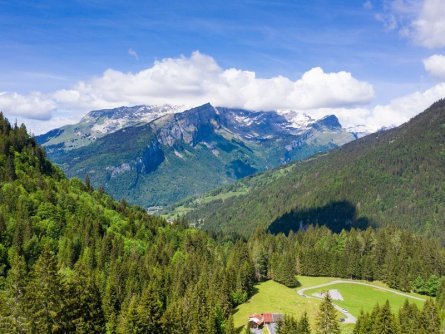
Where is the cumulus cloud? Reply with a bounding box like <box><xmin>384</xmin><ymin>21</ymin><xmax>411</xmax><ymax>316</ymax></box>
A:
<box><xmin>2</xmin><ymin>51</ymin><xmax>443</xmax><ymax>135</ymax></box>
<box><xmin>423</xmin><ymin>54</ymin><xmax>445</xmax><ymax>80</ymax></box>
<box><xmin>308</xmin><ymin>82</ymin><xmax>445</xmax><ymax>132</ymax></box>
<box><xmin>412</xmin><ymin>0</ymin><xmax>445</xmax><ymax>48</ymax></box>
<box><xmin>378</xmin><ymin>0</ymin><xmax>445</xmax><ymax>48</ymax></box>
<box><xmin>0</xmin><ymin>92</ymin><xmax>56</xmax><ymax>120</ymax></box>
<box><xmin>0</xmin><ymin>51</ymin><xmax>375</xmax><ymax>133</ymax></box>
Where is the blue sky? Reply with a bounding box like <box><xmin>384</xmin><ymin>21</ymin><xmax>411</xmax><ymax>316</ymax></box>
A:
<box><xmin>0</xmin><ymin>0</ymin><xmax>445</xmax><ymax>133</ymax></box>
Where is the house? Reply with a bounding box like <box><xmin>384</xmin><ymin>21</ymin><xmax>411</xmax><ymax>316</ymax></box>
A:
<box><xmin>248</xmin><ymin>313</ymin><xmax>284</xmax><ymax>329</ymax></box>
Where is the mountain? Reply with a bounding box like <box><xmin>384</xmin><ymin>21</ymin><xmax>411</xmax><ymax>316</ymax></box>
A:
<box><xmin>37</xmin><ymin>103</ymin><xmax>357</xmax><ymax>209</ymax></box>
<box><xmin>171</xmin><ymin>99</ymin><xmax>445</xmax><ymax>240</ymax></box>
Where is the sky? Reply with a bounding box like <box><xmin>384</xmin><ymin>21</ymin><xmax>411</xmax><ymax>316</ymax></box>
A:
<box><xmin>0</xmin><ymin>0</ymin><xmax>445</xmax><ymax>134</ymax></box>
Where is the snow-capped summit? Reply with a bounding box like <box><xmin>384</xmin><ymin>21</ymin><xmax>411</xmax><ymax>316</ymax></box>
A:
<box><xmin>81</xmin><ymin>104</ymin><xmax>187</xmax><ymax>136</ymax></box>
<box><xmin>276</xmin><ymin>109</ymin><xmax>315</xmax><ymax>129</ymax></box>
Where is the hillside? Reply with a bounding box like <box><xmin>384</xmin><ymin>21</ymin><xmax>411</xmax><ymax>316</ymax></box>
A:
<box><xmin>36</xmin><ymin>103</ymin><xmax>356</xmax><ymax>209</ymax></box>
<box><xmin>0</xmin><ymin>114</ymin><xmax>256</xmax><ymax>333</ymax></box>
<box><xmin>1</xmin><ymin>112</ymin><xmax>444</xmax><ymax>333</ymax></box>
<box><xmin>173</xmin><ymin>99</ymin><xmax>445</xmax><ymax>240</ymax></box>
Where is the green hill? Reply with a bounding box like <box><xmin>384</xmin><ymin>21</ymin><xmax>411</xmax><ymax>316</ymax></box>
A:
<box><xmin>172</xmin><ymin>99</ymin><xmax>445</xmax><ymax>240</ymax></box>
<box><xmin>0</xmin><ymin>114</ymin><xmax>256</xmax><ymax>333</ymax></box>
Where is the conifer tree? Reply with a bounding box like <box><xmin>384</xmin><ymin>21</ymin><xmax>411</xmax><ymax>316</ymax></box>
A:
<box><xmin>224</xmin><ymin>315</ymin><xmax>236</xmax><ymax>334</ymax></box>
<box><xmin>353</xmin><ymin>310</ymin><xmax>370</xmax><ymax>334</ymax></box>
<box><xmin>298</xmin><ymin>312</ymin><xmax>311</xmax><ymax>334</ymax></box>
<box><xmin>435</xmin><ymin>279</ymin><xmax>445</xmax><ymax>309</ymax></box>
<box><xmin>27</xmin><ymin>247</ymin><xmax>64</xmax><ymax>334</ymax></box>
<box><xmin>136</xmin><ymin>285</ymin><xmax>163</xmax><ymax>333</ymax></box>
<box><xmin>368</xmin><ymin>303</ymin><xmax>381</xmax><ymax>332</ymax></box>
<box><xmin>398</xmin><ymin>299</ymin><xmax>419</xmax><ymax>334</ymax></box>
<box><xmin>418</xmin><ymin>299</ymin><xmax>441</xmax><ymax>334</ymax></box>
<box><xmin>372</xmin><ymin>300</ymin><xmax>398</xmax><ymax>334</ymax></box>
<box><xmin>315</xmin><ymin>293</ymin><xmax>340</xmax><ymax>334</ymax></box>
<box><xmin>71</xmin><ymin>271</ymin><xmax>106</xmax><ymax>333</ymax></box>
<box><xmin>0</xmin><ymin>252</ymin><xmax>30</xmax><ymax>333</ymax></box>
<box><xmin>117</xmin><ymin>295</ymin><xmax>139</xmax><ymax>334</ymax></box>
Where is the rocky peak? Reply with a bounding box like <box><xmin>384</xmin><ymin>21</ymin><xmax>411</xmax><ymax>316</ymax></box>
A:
<box><xmin>312</xmin><ymin>115</ymin><xmax>342</xmax><ymax>130</ymax></box>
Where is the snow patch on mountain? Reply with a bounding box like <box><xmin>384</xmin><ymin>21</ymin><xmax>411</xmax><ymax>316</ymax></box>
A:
<box><xmin>276</xmin><ymin>109</ymin><xmax>315</xmax><ymax>129</ymax></box>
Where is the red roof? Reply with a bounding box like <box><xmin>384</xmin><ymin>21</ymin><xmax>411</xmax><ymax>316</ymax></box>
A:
<box><xmin>248</xmin><ymin>314</ymin><xmax>262</xmax><ymax>320</ymax></box>
<box><xmin>262</xmin><ymin>313</ymin><xmax>273</xmax><ymax>323</ymax></box>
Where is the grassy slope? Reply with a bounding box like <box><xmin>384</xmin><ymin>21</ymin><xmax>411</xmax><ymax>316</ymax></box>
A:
<box><xmin>304</xmin><ymin>282</ymin><xmax>425</xmax><ymax>317</ymax></box>
<box><xmin>233</xmin><ymin>280</ymin><xmax>323</xmax><ymax>330</ymax></box>
<box><xmin>179</xmin><ymin>101</ymin><xmax>445</xmax><ymax>240</ymax></box>
<box><xmin>234</xmin><ymin>277</ymin><xmax>427</xmax><ymax>333</ymax></box>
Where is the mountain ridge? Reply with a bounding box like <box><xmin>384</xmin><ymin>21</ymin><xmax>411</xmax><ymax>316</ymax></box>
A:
<box><xmin>171</xmin><ymin>99</ymin><xmax>445</xmax><ymax>240</ymax></box>
<box><xmin>37</xmin><ymin>103</ymin><xmax>358</xmax><ymax>207</ymax></box>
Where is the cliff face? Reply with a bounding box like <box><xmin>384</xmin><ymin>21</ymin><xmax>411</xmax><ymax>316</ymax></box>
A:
<box><xmin>36</xmin><ymin>103</ymin><xmax>356</xmax><ymax>208</ymax></box>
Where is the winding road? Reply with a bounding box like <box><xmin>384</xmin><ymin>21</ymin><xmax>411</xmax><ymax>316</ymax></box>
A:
<box><xmin>296</xmin><ymin>280</ymin><xmax>426</xmax><ymax>324</ymax></box>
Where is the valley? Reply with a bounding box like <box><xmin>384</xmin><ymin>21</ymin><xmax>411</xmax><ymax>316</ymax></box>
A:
<box><xmin>174</xmin><ymin>100</ymin><xmax>445</xmax><ymax>241</ymax></box>
<box><xmin>3</xmin><ymin>1</ymin><xmax>445</xmax><ymax>333</ymax></box>
<box><xmin>36</xmin><ymin>103</ymin><xmax>357</xmax><ymax>208</ymax></box>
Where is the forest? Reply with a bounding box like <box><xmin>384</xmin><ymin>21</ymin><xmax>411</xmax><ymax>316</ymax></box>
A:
<box><xmin>0</xmin><ymin>113</ymin><xmax>444</xmax><ymax>333</ymax></box>
<box><xmin>181</xmin><ymin>100</ymin><xmax>445</xmax><ymax>241</ymax></box>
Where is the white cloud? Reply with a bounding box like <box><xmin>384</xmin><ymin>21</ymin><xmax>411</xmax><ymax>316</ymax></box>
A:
<box><xmin>0</xmin><ymin>51</ymin><xmax>374</xmax><ymax>133</ymax></box>
<box><xmin>3</xmin><ymin>51</ymin><xmax>443</xmax><ymax>136</ymax></box>
<box><xmin>412</xmin><ymin>0</ymin><xmax>445</xmax><ymax>48</ymax></box>
<box><xmin>307</xmin><ymin>82</ymin><xmax>445</xmax><ymax>132</ymax></box>
<box><xmin>423</xmin><ymin>54</ymin><xmax>445</xmax><ymax>79</ymax></box>
<box><xmin>379</xmin><ymin>0</ymin><xmax>445</xmax><ymax>48</ymax></box>
<box><xmin>128</xmin><ymin>48</ymin><xmax>139</xmax><ymax>60</ymax></box>
<box><xmin>0</xmin><ymin>92</ymin><xmax>56</xmax><ymax>120</ymax></box>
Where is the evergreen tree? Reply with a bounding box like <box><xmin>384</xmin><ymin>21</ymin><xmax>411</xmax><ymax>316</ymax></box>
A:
<box><xmin>435</xmin><ymin>279</ymin><xmax>445</xmax><ymax>309</ymax></box>
<box><xmin>224</xmin><ymin>315</ymin><xmax>236</xmax><ymax>334</ymax></box>
<box><xmin>0</xmin><ymin>252</ymin><xmax>30</xmax><ymax>333</ymax></box>
<box><xmin>27</xmin><ymin>247</ymin><xmax>64</xmax><ymax>334</ymax></box>
<box><xmin>67</xmin><ymin>269</ymin><xmax>106</xmax><ymax>333</ymax></box>
<box><xmin>277</xmin><ymin>315</ymin><xmax>299</xmax><ymax>334</ymax></box>
<box><xmin>398</xmin><ymin>299</ymin><xmax>419</xmax><ymax>334</ymax></box>
<box><xmin>117</xmin><ymin>295</ymin><xmax>139</xmax><ymax>334</ymax></box>
<box><xmin>315</xmin><ymin>293</ymin><xmax>340</xmax><ymax>334</ymax></box>
<box><xmin>136</xmin><ymin>285</ymin><xmax>163</xmax><ymax>333</ymax></box>
<box><xmin>372</xmin><ymin>300</ymin><xmax>398</xmax><ymax>334</ymax></box>
<box><xmin>353</xmin><ymin>310</ymin><xmax>370</xmax><ymax>334</ymax></box>
<box><xmin>298</xmin><ymin>312</ymin><xmax>311</xmax><ymax>334</ymax></box>
<box><xmin>418</xmin><ymin>299</ymin><xmax>441</xmax><ymax>334</ymax></box>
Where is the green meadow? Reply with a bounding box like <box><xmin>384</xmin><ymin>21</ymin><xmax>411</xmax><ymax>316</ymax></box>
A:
<box><xmin>233</xmin><ymin>276</ymin><xmax>427</xmax><ymax>333</ymax></box>
<box><xmin>304</xmin><ymin>282</ymin><xmax>426</xmax><ymax>318</ymax></box>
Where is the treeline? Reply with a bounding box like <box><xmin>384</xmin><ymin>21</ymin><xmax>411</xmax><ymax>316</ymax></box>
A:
<box><xmin>353</xmin><ymin>299</ymin><xmax>441</xmax><ymax>334</ymax></box>
<box><xmin>247</xmin><ymin>226</ymin><xmax>445</xmax><ymax>293</ymax></box>
<box><xmin>276</xmin><ymin>296</ymin><xmax>442</xmax><ymax>334</ymax></box>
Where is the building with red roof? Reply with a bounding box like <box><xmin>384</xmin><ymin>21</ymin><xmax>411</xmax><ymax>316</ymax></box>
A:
<box><xmin>248</xmin><ymin>313</ymin><xmax>284</xmax><ymax>329</ymax></box>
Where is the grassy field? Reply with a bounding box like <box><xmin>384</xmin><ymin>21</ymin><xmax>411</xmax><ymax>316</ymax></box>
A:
<box><xmin>304</xmin><ymin>282</ymin><xmax>426</xmax><ymax>317</ymax></box>
<box><xmin>233</xmin><ymin>280</ymin><xmax>322</xmax><ymax>332</ymax></box>
<box><xmin>233</xmin><ymin>276</ymin><xmax>426</xmax><ymax>334</ymax></box>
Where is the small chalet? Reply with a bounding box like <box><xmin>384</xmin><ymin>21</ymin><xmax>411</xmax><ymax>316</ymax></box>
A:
<box><xmin>248</xmin><ymin>313</ymin><xmax>284</xmax><ymax>329</ymax></box>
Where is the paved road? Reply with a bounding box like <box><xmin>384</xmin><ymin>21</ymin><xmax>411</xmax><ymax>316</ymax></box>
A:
<box><xmin>296</xmin><ymin>279</ymin><xmax>426</xmax><ymax>324</ymax></box>
<box><xmin>266</xmin><ymin>323</ymin><xmax>277</xmax><ymax>334</ymax></box>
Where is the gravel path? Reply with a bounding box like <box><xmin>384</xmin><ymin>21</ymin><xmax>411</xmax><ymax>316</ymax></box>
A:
<box><xmin>296</xmin><ymin>279</ymin><xmax>426</xmax><ymax>324</ymax></box>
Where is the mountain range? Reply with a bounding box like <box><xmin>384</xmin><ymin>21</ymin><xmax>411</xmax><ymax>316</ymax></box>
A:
<box><xmin>37</xmin><ymin>103</ymin><xmax>358</xmax><ymax>209</ymax></box>
<box><xmin>170</xmin><ymin>99</ymin><xmax>445</xmax><ymax>241</ymax></box>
